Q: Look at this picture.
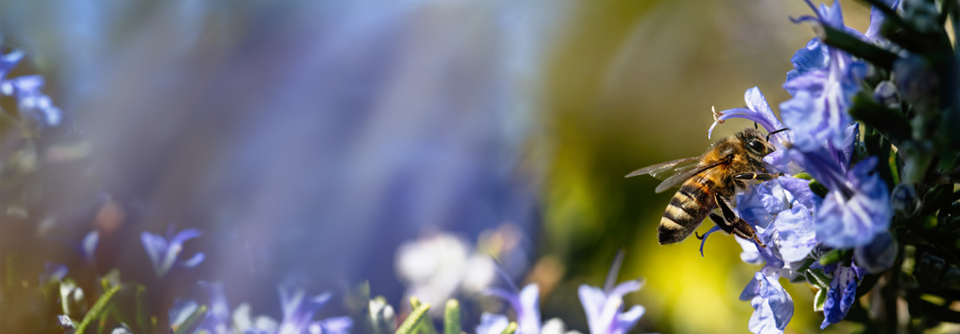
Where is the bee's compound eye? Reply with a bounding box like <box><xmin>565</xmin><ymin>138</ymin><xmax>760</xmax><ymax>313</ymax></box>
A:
<box><xmin>748</xmin><ymin>140</ymin><xmax>765</xmax><ymax>152</ymax></box>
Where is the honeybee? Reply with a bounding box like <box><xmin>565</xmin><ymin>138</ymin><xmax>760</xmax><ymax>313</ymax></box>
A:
<box><xmin>626</xmin><ymin>127</ymin><xmax>789</xmax><ymax>246</ymax></box>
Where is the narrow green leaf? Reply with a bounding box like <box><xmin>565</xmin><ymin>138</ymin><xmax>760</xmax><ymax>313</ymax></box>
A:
<box><xmin>396</xmin><ymin>302</ymin><xmax>431</xmax><ymax>334</ymax></box>
<box><xmin>817</xmin><ymin>24</ymin><xmax>898</xmax><ymax>69</ymax></box>
<box><xmin>173</xmin><ymin>305</ymin><xmax>208</xmax><ymax>334</ymax></box>
<box><xmin>76</xmin><ymin>284</ymin><xmax>122</xmax><ymax>334</ymax></box>
<box><xmin>135</xmin><ymin>285</ymin><xmax>150</xmax><ymax>334</ymax></box>
<box><xmin>500</xmin><ymin>322</ymin><xmax>518</xmax><ymax>334</ymax></box>
<box><xmin>444</xmin><ymin>299</ymin><xmax>461</xmax><ymax>334</ymax></box>
<box><xmin>814</xmin><ymin>288</ymin><xmax>827</xmax><ymax>312</ymax></box>
<box><xmin>806</xmin><ymin>269</ymin><xmax>831</xmax><ymax>289</ymax></box>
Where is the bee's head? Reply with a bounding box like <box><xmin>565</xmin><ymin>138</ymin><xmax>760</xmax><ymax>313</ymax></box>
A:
<box><xmin>737</xmin><ymin>128</ymin><xmax>776</xmax><ymax>158</ymax></box>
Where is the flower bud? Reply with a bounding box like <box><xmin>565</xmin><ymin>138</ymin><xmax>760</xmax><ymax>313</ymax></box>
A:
<box><xmin>873</xmin><ymin>81</ymin><xmax>901</xmax><ymax>109</ymax></box>
<box><xmin>368</xmin><ymin>296</ymin><xmax>397</xmax><ymax>334</ymax></box>
<box><xmin>58</xmin><ymin>315</ymin><xmax>76</xmax><ymax>334</ymax></box>
<box><xmin>890</xmin><ymin>183</ymin><xmax>921</xmax><ymax>217</ymax></box>
<box><xmin>902</xmin><ymin>0</ymin><xmax>940</xmax><ymax>33</ymax></box>
<box><xmin>59</xmin><ymin>280</ymin><xmax>87</xmax><ymax>318</ymax></box>
<box><xmin>893</xmin><ymin>54</ymin><xmax>939</xmax><ymax>116</ymax></box>
<box><xmin>855</xmin><ymin>231</ymin><xmax>897</xmax><ymax>273</ymax></box>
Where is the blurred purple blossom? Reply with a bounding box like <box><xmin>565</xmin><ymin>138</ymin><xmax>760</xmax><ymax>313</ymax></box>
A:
<box><xmin>140</xmin><ymin>226</ymin><xmax>205</xmax><ymax>278</ymax></box>
<box><xmin>0</xmin><ymin>47</ymin><xmax>64</xmax><ymax>127</ymax></box>
<box><xmin>484</xmin><ymin>284</ymin><xmax>541</xmax><ymax>334</ymax></box>
<box><xmin>39</xmin><ymin>262</ymin><xmax>68</xmax><ymax>285</ymax></box>
<box><xmin>577</xmin><ymin>254</ymin><xmax>645</xmax><ymax>334</ymax></box>
<box><xmin>476</xmin><ymin>313</ymin><xmax>509</xmax><ymax>334</ymax></box>
<box><xmin>199</xmin><ymin>281</ymin><xmax>232</xmax><ymax>334</ymax></box>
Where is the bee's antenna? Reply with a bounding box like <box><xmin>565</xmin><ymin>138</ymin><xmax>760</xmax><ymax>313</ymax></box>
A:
<box><xmin>766</xmin><ymin>128</ymin><xmax>790</xmax><ymax>142</ymax></box>
<box><xmin>754</xmin><ymin>122</ymin><xmax>758</xmax><ymax>130</ymax></box>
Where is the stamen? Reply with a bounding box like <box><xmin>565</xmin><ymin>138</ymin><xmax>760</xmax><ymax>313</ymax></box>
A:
<box><xmin>712</xmin><ymin>106</ymin><xmax>725</xmax><ymax>123</ymax></box>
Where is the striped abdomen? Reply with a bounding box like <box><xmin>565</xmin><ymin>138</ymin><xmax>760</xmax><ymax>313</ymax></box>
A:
<box><xmin>658</xmin><ymin>175</ymin><xmax>717</xmax><ymax>245</ymax></box>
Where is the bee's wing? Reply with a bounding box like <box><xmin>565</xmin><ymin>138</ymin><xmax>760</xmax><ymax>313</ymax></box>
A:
<box><xmin>625</xmin><ymin>157</ymin><xmax>702</xmax><ymax>180</ymax></box>
<box><xmin>653</xmin><ymin>160</ymin><xmax>727</xmax><ymax>194</ymax></box>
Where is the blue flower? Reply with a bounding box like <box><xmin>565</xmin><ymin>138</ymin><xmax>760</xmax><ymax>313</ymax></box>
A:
<box><xmin>140</xmin><ymin>226</ymin><xmax>205</xmax><ymax>278</ymax></box>
<box><xmin>476</xmin><ymin>313</ymin><xmax>510</xmax><ymax>334</ymax></box>
<box><xmin>577</xmin><ymin>258</ymin><xmax>645</xmax><ymax>334</ymax></box>
<box><xmin>199</xmin><ymin>281</ymin><xmax>232</xmax><ymax>334</ymax></box>
<box><xmin>865</xmin><ymin>0</ymin><xmax>901</xmax><ymax>41</ymax></box>
<box><xmin>484</xmin><ymin>283</ymin><xmax>541</xmax><ymax>334</ymax></box>
<box><xmin>80</xmin><ymin>231</ymin><xmax>99</xmax><ymax>263</ymax></box>
<box><xmin>709</xmin><ymin>87</ymin><xmax>799</xmax><ymax>174</ymax></box>
<box><xmin>169</xmin><ymin>298</ymin><xmax>201</xmax><ymax>332</ymax></box>
<box><xmin>791</xmin><ymin>151</ymin><xmax>892</xmax><ymax>248</ymax></box>
<box><xmin>39</xmin><ymin>262</ymin><xmax>68</xmax><ymax>286</ymax></box>
<box><xmin>780</xmin><ymin>0</ymin><xmax>867</xmax><ymax>152</ymax></box>
<box><xmin>740</xmin><ymin>272</ymin><xmax>794</xmax><ymax>334</ymax></box>
<box><xmin>820</xmin><ymin>265</ymin><xmax>863</xmax><ymax>329</ymax></box>
<box><xmin>277</xmin><ymin>286</ymin><xmax>352</xmax><ymax>334</ymax></box>
<box><xmin>0</xmin><ymin>47</ymin><xmax>63</xmax><ymax>127</ymax></box>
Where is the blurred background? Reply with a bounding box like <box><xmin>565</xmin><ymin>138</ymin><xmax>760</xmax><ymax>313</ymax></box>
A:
<box><xmin>0</xmin><ymin>0</ymin><xmax>876</xmax><ymax>333</ymax></box>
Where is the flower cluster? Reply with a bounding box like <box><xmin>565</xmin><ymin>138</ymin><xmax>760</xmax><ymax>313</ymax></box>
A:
<box><xmin>704</xmin><ymin>0</ymin><xmax>960</xmax><ymax>332</ymax></box>
<box><xmin>1</xmin><ymin>47</ymin><xmax>64</xmax><ymax>128</ymax></box>
<box><xmin>480</xmin><ymin>252</ymin><xmax>645</xmax><ymax>334</ymax></box>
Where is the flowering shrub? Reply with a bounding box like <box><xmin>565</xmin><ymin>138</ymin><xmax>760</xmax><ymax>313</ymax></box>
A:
<box><xmin>701</xmin><ymin>0</ymin><xmax>960</xmax><ymax>332</ymax></box>
<box><xmin>2</xmin><ymin>0</ymin><xmax>959</xmax><ymax>333</ymax></box>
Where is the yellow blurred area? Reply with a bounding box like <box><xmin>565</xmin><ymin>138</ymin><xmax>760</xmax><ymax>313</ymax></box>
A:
<box><xmin>537</xmin><ymin>0</ymin><xmax>873</xmax><ymax>333</ymax></box>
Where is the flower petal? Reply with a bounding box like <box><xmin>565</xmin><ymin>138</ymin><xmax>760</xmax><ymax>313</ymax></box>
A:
<box><xmin>476</xmin><ymin>313</ymin><xmax>509</xmax><ymax>334</ymax></box>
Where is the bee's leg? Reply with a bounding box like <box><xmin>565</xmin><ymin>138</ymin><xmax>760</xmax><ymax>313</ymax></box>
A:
<box><xmin>713</xmin><ymin>194</ymin><xmax>767</xmax><ymax>248</ymax></box>
<box><xmin>698</xmin><ymin>213</ymin><xmax>735</xmax><ymax>240</ymax></box>
<box><xmin>733</xmin><ymin>172</ymin><xmax>782</xmax><ymax>181</ymax></box>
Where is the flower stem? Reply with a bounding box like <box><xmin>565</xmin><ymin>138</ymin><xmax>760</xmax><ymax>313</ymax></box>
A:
<box><xmin>396</xmin><ymin>301</ymin><xmax>431</xmax><ymax>334</ymax></box>
<box><xmin>75</xmin><ymin>285</ymin><xmax>122</xmax><ymax>334</ymax></box>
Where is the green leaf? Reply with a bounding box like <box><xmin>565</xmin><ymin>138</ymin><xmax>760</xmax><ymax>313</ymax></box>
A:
<box><xmin>817</xmin><ymin>24</ymin><xmax>898</xmax><ymax>69</ymax></box>
<box><xmin>819</xmin><ymin>249</ymin><xmax>845</xmax><ymax>266</ymax></box>
<box><xmin>172</xmin><ymin>304</ymin><xmax>207</xmax><ymax>334</ymax></box>
<box><xmin>395</xmin><ymin>302</ymin><xmax>431</xmax><ymax>334</ymax></box>
<box><xmin>76</xmin><ymin>284</ymin><xmax>122</xmax><ymax>334</ymax></box>
<box><xmin>814</xmin><ymin>287</ymin><xmax>827</xmax><ymax>312</ymax></box>
<box><xmin>444</xmin><ymin>300</ymin><xmax>461</xmax><ymax>334</ymax></box>
<box><xmin>806</xmin><ymin>268</ymin><xmax>831</xmax><ymax>289</ymax></box>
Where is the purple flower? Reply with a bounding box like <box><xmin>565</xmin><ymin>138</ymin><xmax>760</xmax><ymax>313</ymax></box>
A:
<box><xmin>792</xmin><ymin>152</ymin><xmax>892</xmax><ymax>248</ymax></box>
<box><xmin>0</xmin><ymin>47</ymin><xmax>63</xmax><ymax>127</ymax></box>
<box><xmin>39</xmin><ymin>262</ymin><xmax>68</xmax><ymax>285</ymax></box>
<box><xmin>865</xmin><ymin>0</ymin><xmax>901</xmax><ymax>41</ymax></box>
<box><xmin>484</xmin><ymin>284</ymin><xmax>541</xmax><ymax>334</ymax></box>
<box><xmin>277</xmin><ymin>287</ymin><xmax>333</xmax><ymax>334</ymax></box>
<box><xmin>709</xmin><ymin>87</ymin><xmax>792</xmax><ymax>146</ymax></box>
<box><xmin>169</xmin><ymin>298</ymin><xmax>201</xmax><ymax>331</ymax></box>
<box><xmin>476</xmin><ymin>313</ymin><xmax>510</xmax><ymax>334</ymax></box>
<box><xmin>80</xmin><ymin>231</ymin><xmax>99</xmax><ymax>263</ymax></box>
<box><xmin>740</xmin><ymin>272</ymin><xmax>794</xmax><ymax>334</ymax></box>
<box><xmin>820</xmin><ymin>265</ymin><xmax>863</xmax><ymax>329</ymax></box>
<box><xmin>781</xmin><ymin>0</ymin><xmax>867</xmax><ymax>152</ymax></box>
<box><xmin>577</xmin><ymin>255</ymin><xmax>645</xmax><ymax>334</ymax></box>
<box><xmin>140</xmin><ymin>226</ymin><xmax>205</xmax><ymax>278</ymax></box>
<box><xmin>199</xmin><ymin>281</ymin><xmax>232</xmax><ymax>334</ymax></box>
<box><xmin>276</xmin><ymin>286</ymin><xmax>351</xmax><ymax>334</ymax></box>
